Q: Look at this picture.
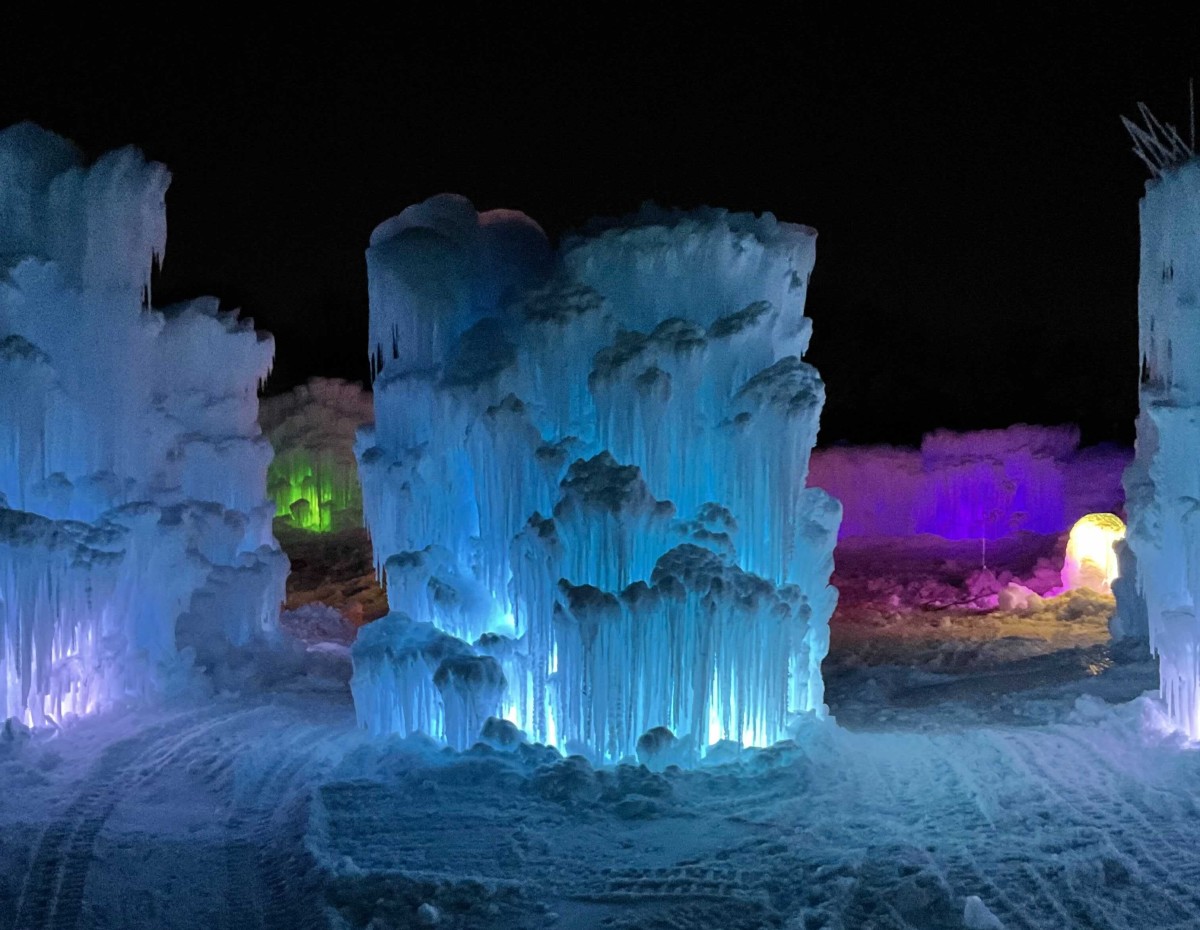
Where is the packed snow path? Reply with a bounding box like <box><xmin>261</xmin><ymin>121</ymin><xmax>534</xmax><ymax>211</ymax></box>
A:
<box><xmin>313</xmin><ymin>686</ymin><xmax>1197</xmax><ymax>930</ymax></box>
<box><xmin>0</xmin><ymin>654</ymin><xmax>1194</xmax><ymax>930</ymax></box>
<box><xmin>0</xmin><ymin>691</ymin><xmax>360</xmax><ymax>930</ymax></box>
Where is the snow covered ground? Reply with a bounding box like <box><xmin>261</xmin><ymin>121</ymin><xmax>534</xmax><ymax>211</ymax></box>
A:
<box><xmin>1</xmin><ymin>536</ymin><xmax>1193</xmax><ymax>930</ymax></box>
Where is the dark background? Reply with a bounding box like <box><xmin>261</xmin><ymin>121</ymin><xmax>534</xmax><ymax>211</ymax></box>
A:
<box><xmin>3</xmin><ymin>8</ymin><xmax>1198</xmax><ymax>446</ymax></box>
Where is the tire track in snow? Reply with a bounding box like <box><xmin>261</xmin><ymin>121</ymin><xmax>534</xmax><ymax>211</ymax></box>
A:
<box><xmin>220</xmin><ymin>718</ymin><xmax>333</xmax><ymax>930</ymax></box>
<box><xmin>1024</xmin><ymin>726</ymin><xmax>1200</xmax><ymax>928</ymax></box>
<box><xmin>843</xmin><ymin>736</ymin><xmax>1023</xmax><ymax>930</ymax></box>
<box><xmin>981</xmin><ymin>732</ymin><xmax>1120</xmax><ymax>929</ymax></box>
<box><xmin>919</xmin><ymin>740</ymin><xmax>1037</xmax><ymax>930</ymax></box>
<box><xmin>10</xmin><ymin>706</ymin><xmax>261</xmax><ymax>930</ymax></box>
<box><xmin>1002</xmin><ymin>728</ymin><xmax>1200</xmax><ymax>930</ymax></box>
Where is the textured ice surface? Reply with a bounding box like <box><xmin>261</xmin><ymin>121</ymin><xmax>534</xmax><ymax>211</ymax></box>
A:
<box><xmin>1121</xmin><ymin>157</ymin><xmax>1200</xmax><ymax>737</ymax></box>
<box><xmin>260</xmin><ymin>377</ymin><xmax>373</xmax><ymax>531</ymax></box>
<box><xmin>809</xmin><ymin>425</ymin><xmax>1129</xmax><ymax>540</ymax></box>
<box><xmin>0</xmin><ymin>124</ymin><xmax>286</xmax><ymax>725</ymax></box>
<box><xmin>356</xmin><ymin>195</ymin><xmax>839</xmax><ymax>759</ymax></box>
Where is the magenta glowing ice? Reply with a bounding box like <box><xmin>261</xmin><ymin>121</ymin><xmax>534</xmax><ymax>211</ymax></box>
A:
<box><xmin>809</xmin><ymin>426</ymin><xmax>1128</xmax><ymax>541</ymax></box>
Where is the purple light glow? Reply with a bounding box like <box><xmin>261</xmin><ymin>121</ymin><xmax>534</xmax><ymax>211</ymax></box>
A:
<box><xmin>808</xmin><ymin>425</ymin><xmax>1130</xmax><ymax>541</ymax></box>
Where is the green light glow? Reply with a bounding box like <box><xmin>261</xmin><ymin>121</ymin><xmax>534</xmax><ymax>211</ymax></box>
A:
<box><xmin>267</xmin><ymin>451</ymin><xmax>362</xmax><ymax>533</ymax></box>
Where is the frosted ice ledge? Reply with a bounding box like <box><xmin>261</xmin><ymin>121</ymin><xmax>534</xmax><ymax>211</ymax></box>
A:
<box><xmin>355</xmin><ymin>194</ymin><xmax>840</xmax><ymax>761</ymax></box>
<box><xmin>0</xmin><ymin>123</ymin><xmax>286</xmax><ymax>725</ymax></box>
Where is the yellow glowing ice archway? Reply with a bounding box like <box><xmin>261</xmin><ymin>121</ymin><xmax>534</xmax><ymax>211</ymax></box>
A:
<box><xmin>1061</xmin><ymin>512</ymin><xmax>1125</xmax><ymax>593</ymax></box>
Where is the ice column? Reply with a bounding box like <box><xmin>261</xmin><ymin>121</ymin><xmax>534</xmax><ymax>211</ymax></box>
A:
<box><xmin>356</xmin><ymin>195</ymin><xmax>840</xmax><ymax>759</ymax></box>
<box><xmin>0</xmin><ymin>123</ymin><xmax>287</xmax><ymax>725</ymax></box>
<box><xmin>1121</xmin><ymin>155</ymin><xmax>1200</xmax><ymax>737</ymax></box>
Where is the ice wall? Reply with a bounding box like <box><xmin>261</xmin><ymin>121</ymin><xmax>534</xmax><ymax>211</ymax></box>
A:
<box><xmin>1121</xmin><ymin>157</ymin><xmax>1200</xmax><ymax>737</ymax></box>
<box><xmin>356</xmin><ymin>194</ymin><xmax>840</xmax><ymax>758</ymax></box>
<box><xmin>260</xmin><ymin>377</ymin><xmax>373</xmax><ymax>531</ymax></box>
<box><xmin>0</xmin><ymin>123</ymin><xmax>286</xmax><ymax>725</ymax></box>
<box><xmin>808</xmin><ymin>426</ymin><xmax>1129</xmax><ymax>540</ymax></box>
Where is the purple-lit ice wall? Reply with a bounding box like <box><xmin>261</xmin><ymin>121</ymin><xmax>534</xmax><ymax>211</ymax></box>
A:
<box><xmin>0</xmin><ymin>124</ymin><xmax>286</xmax><ymax>726</ymax></box>
<box><xmin>808</xmin><ymin>426</ymin><xmax>1129</xmax><ymax>540</ymax></box>
<box><xmin>355</xmin><ymin>196</ymin><xmax>840</xmax><ymax>759</ymax></box>
<box><xmin>1121</xmin><ymin>157</ymin><xmax>1200</xmax><ymax>738</ymax></box>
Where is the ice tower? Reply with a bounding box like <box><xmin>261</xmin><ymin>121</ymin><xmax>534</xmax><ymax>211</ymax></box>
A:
<box><xmin>1121</xmin><ymin>113</ymin><xmax>1200</xmax><ymax>736</ymax></box>
<box><xmin>353</xmin><ymin>194</ymin><xmax>840</xmax><ymax>760</ymax></box>
<box><xmin>261</xmin><ymin>377</ymin><xmax>373</xmax><ymax>532</ymax></box>
<box><xmin>0</xmin><ymin>124</ymin><xmax>286</xmax><ymax>725</ymax></box>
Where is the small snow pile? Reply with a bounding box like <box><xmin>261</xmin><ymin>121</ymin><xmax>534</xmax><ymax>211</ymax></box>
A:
<box><xmin>636</xmin><ymin>726</ymin><xmax>687</xmax><ymax>771</ymax></box>
<box><xmin>279</xmin><ymin>602</ymin><xmax>356</xmax><ymax>646</ymax></box>
<box><xmin>0</xmin><ymin>123</ymin><xmax>286</xmax><ymax>726</ymax></box>
<box><xmin>478</xmin><ymin>716</ymin><xmax>526</xmax><ymax>751</ymax></box>
<box><xmin>1</xmin><ymin>716</ymin><xmax>31</xmax><ymax>746</ymax></box>
<box><xmin>355</xmin><ymin>195</ymin><xmax>839</xmax><ymax>761</ymax></box>
<box><xmin>260</xmin><ymin>377</ymin><xmax>372</xmax><ymax>532</ymax></box>
<box><xmin>996</xmin><ymin>582</ymin><xmax>1039</xmax><ymax>611</ymax></box>
<box><xmin>963</xmin><ymin>894</ymin><xmax>1005</xmax><ymax>929</ymax></box>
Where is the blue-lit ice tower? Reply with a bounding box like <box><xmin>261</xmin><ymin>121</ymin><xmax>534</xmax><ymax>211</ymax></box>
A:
<box><xmin>353</xmin><ymin>195</ymin><xmax>840</xmax><ymax>760</ymax></box>
<box><xmin>1121</xmin><ymin>138</ymin><xmax>1200</xmax><ymax>738</ymax></box>
<box><xmin>0</xmin><ymin>124</ymin><xmax>287</xmax><ymax>726</ymax></box>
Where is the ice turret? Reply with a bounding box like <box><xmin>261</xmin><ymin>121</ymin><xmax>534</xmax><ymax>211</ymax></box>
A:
<box><xmin>1119</xmin><ymin>132</ymin><xmax>1200</xmax><ymax>736</ymax></box>
<box><xmin>0</xmin><ymin>124</ymin><xmax>286</xmax><ymax>725</ymax></box>
<box><xmin>355</xmin><ymin>196</ymin><xmax>840</xmax><ymax>759</ymax></box>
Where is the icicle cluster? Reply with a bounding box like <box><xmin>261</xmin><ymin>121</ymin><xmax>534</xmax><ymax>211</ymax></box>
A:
<box><xmin>0</xmin><ymin>123</ymin><xmax>287</xmax><ymax>725</ymax></box>
<box><xmin>354</xmin><ymin>194</ymin><xmax>840</xmax><ymax>759</ymax></box>
<box><xmin>1120</xmin><ymin>157</ymin><xmax>1200</xmax><ymax>737</ymax></box>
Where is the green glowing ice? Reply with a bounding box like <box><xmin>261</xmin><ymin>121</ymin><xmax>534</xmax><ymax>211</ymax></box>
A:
<box><xmin>267</xmin><ymin>450</ymin><xmax>362</xmax><ymax>532</ymax></box>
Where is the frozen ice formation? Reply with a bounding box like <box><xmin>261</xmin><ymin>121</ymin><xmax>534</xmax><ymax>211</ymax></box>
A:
<box><xmin>350</xmin><ymin>608</ymin><xmax>508</xmax><ymax>752</ymax></box>
<box><xmin>355</xmin><ymin>193</ymin><xmax>840</xmax><ymax>759</ymax></box>
<box><xmin>808</xmin><ymin>425</ymin><xmax>1129</xmax><ymax>540</ymax></box>
<box><xmin>0</xmin><ymin>123</ymin><xmax>286</xmax><ymax>725</ymax></box>
<box><xmin>1121</xmin><ymin>155</ymin><xmax>1200</xmax><ymax>737</ymax></box>
<box><xmin>260</xmin><ymin>377</ymin><xmax>373</xmax><ymax>532</ymax></box>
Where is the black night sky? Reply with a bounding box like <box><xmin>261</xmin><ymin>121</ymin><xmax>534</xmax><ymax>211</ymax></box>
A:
<box><xmin>3</xmin><ymin>9</ymin><xmax>1200</xmax><ymax>447</ymax></box>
